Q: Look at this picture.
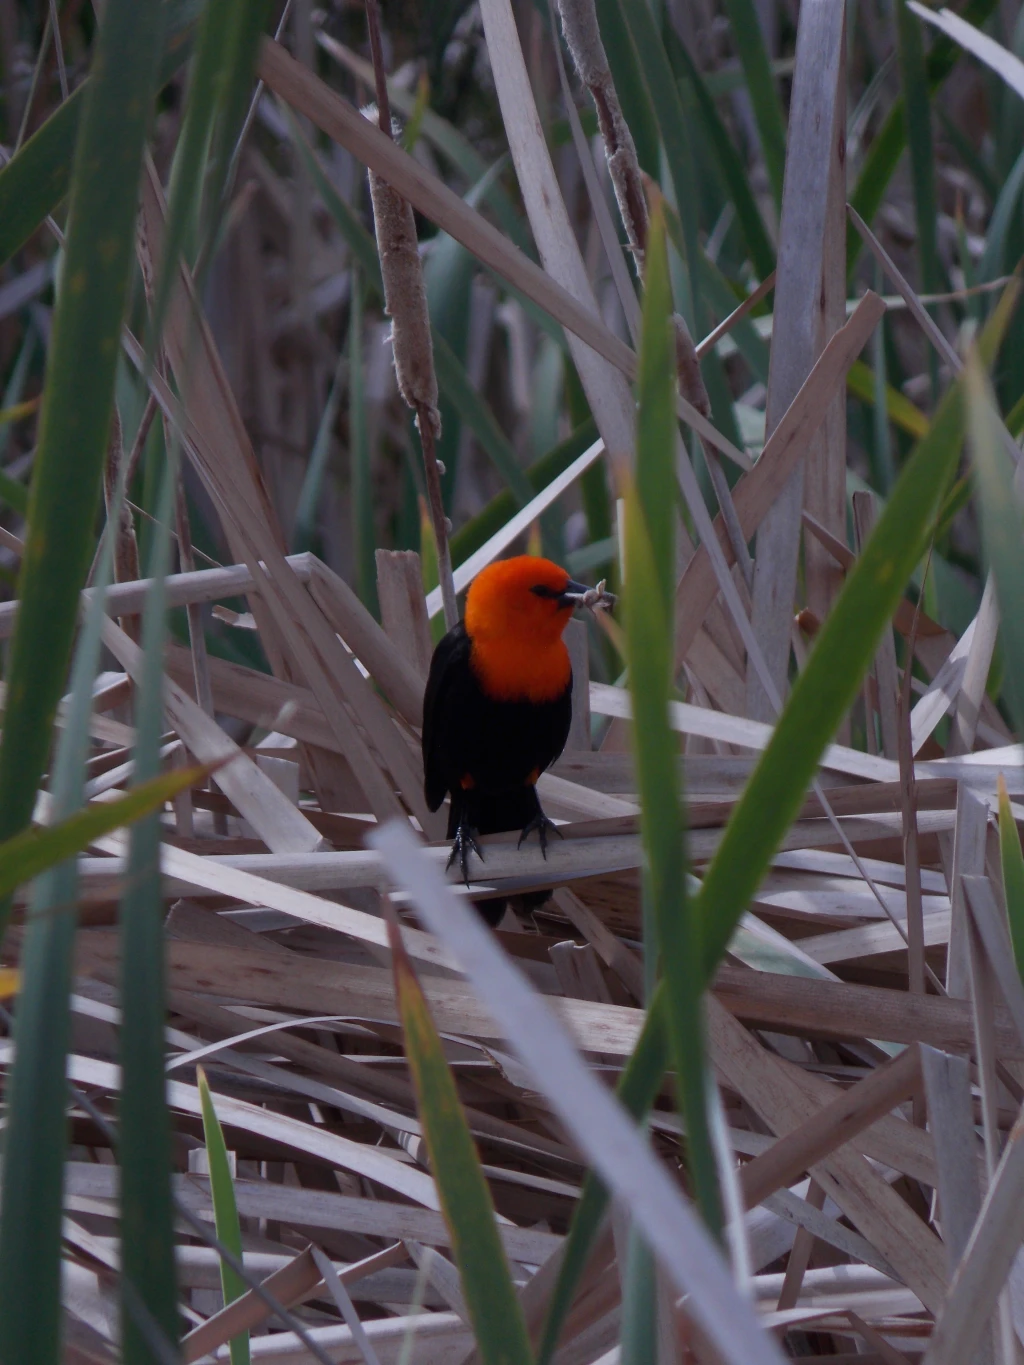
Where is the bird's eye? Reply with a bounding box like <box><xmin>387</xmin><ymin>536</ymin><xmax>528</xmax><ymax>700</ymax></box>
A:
<box><xmin>530</xmin><ymin>583</ymin><xmax>559</xmax><ymax>599</ymax></box>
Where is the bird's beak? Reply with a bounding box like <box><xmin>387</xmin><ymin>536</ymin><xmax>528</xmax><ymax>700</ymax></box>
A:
<box><xmin>558</xmin><ymin>578</ymin><xmax>617</xmax><ymax>611</ymax></box>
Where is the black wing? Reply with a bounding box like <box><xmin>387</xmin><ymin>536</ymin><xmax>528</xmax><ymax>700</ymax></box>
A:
<box><xmin>421</xmin><ymin>621</ymin><xmax>471</xmax><ymax>811</ymax></box>
<box><xmin>544</xmin><ymin>678</ymin><xmax>573</xmax><ymax>772</ymax></box>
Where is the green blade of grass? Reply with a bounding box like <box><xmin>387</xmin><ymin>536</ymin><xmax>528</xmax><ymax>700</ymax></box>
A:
<box><xmin>536</xmin><ymin>1012</ymin><xmax>668</xmax><ymax>1365</ymax></box>
<box><xmin>997</xmin><ymin>775</ymin><xmax>1024</xmax><ymax>980</ymax></box>
<box><xmin>619</xmin><ymin>1232</ymin><xmax>657</xmax><ymax>1365</ymax></box>
<box><xmin>119</xmin><ymin>454</ymin><xmax>181</xmax><ymax>1362</ymax></box>
<box><xmin>720</xmin><ymin>0</ymin><xmax>787</xmax><ymax>210</ymax></box>
<box><xmin>634</xmin><ymin>204</ymin><xmax>676</xmax><ymax>614</ymax></box>
<box><xmin>625</xmin><ymin>201</ymin><xmax>721</xmax><ymax>1235</ymax></box>
<box><xmin>349</xmin><ymin>273</ymin><xmax>378</xmax><ymax>614</ymax></box>
<box><xmin>198</xmin><ymin>1067</ymin><xmax>251</xmax><ymax>1365</ymax></box>
<box><xmin>977</xmin><ymin>144</ymin><xmax>1024</xmax><ymax>285</ymax></box>
<box><xmin>847</xmin><ymin>357</ymin><xmax>929</xmax><ymax>440</ymax></box>
<box><xmin>618</xmin><ymin>200</ymin><xmax>682</xmax><ymax>1359</ymax></box>
<box><xmin>292</xmin><ymin>331</ymin><xmax>348</xmax><ymax>558</ymax></box>
<box><xmin>0</xmin><ymin>85</ymin><xmax>82</xmax><ymax>263</ymax></box>
<box><xmin>0</xmin><ymin>466</ymin><xmax>28</xmax><ymax>518</ymax></box>
<box><xmin>387</xmin><ymin>917</ymin><xmax>534</xmax><ymax>1365</ymax></box>
<box><xmin>0</xmin><ymin>324</ymin><xmax>40</xmax><ymax>465</ymax></box>
<box><xmin>117</xmin><ymin>216</ymin><xmax>199</xmax><ymax>1345</ymax></box>
<box><xmin>0</xmin><ymin>395</ymin><xmax>181</xmax><ymax>1361</ymax></box>
<box><xmin>0</xmin><ymin>0</ymin><xmax>166</xmax><ymax>928</ymax></box>
<box><xmin>965</xmin><ymin>345</ymin><xmax>1024</xmax><ymax>730</ymax></box>
<box><xmin>0</xmin><ymin>763</ymin><xmax>207</xmax><ymax>903</ymax></box>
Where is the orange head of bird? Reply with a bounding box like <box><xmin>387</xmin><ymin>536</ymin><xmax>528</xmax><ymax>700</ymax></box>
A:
<box><xmin>463</xmin><ymin>556</ymin><xmax>594</xmax><ymax>703</ymax></box>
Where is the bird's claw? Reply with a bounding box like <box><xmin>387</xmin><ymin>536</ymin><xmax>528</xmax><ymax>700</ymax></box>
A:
<box><xmin>518</xmin><ymin>812</ymin><xmax>563</xmax><ymax>859</ymax></box>
<box><xmin>446</xmin><ymin>821</ymin><xmax>484</xmax><ymax>886</ymax></box>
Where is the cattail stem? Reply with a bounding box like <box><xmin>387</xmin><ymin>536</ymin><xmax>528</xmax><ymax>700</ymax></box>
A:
<box><xmin>363</xmin><ymin>0</ymin><xmax>457</xmax><ymax>631</ymax></box>
<box><xmin>417</xmin><ymin>406</ymin><xmax>458</xmax><ymax>628</ymax></box>
<box><xmin>364</xmin><ymin>0</ymin><xmax>393</xmax><ymax>136</ymax></box>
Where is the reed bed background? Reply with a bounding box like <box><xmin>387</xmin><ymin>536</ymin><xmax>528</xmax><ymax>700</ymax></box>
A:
<box><xmin>2</xmin><ymin>0</ymin><xmax>1024</xmax><ymax>1361</ymax></box>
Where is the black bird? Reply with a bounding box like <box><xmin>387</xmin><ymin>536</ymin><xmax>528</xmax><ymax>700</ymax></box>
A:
<box><xmin>422</xmin><ymin>555</ymin><xmax>597</xmax><ymax>921</ymax></box>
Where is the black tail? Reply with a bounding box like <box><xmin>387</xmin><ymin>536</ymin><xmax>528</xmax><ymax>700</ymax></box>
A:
<box><xmin>446</xmin><ymin>785</ymin><xmax>542</xmax><ymax>839</ymax></box>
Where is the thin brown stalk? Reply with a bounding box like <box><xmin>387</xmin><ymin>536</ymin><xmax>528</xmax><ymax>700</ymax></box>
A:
<box><xmin>775</xmin><ymin>1180</ymin><xmax>825</xmax><ymax>1311</ymax></box>
<box><xmin>363</xmin><ymin>0</ymin><xmax>456</xmax><ymax>630</ymax></box>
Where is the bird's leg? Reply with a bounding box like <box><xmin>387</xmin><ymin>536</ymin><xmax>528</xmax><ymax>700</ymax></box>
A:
<box><xmin>446</xmin><ymin>816</ymin><xmax>484</xmax><ymax>886</ymax></box>
<box><xmin>517</xmin><ymin>806</ymin><xmax>563</xmax><ymax>859</ymax></box>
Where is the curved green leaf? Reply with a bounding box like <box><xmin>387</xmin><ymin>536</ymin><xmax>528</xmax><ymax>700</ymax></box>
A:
<box><xmin>0</xmin><ymin>0</ymin><xmax>166</xmax><ymax>909</ymax></box>
<box><xmin>627</xmin><ymin>204</ymin><xmax>720</xmax><ymax>1233</ymax></box>
<box><xmin>198</xmin><ymin>1068</ymin><xmax>251</xmax><ymax>1365</ymax></box>
<box><xmin>998</xmin><ymin>775</ymin><xmax>1024</xmax><ymax>979</ymax></box>
<box><xmin>389</xmin><ymin>920</ymin><xmax>533</xmax><ymax>1365</ymax></box>
<box><xmin>0</xmin><ymin>762</ymin><xmax>208</xmax><ymax>903</ymax></box>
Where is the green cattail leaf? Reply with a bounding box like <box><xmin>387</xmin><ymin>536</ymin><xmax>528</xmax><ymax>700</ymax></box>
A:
<box><xmin>626</xmin><ymin>198</ymin><xmax>721</xmax><ymax>1239</ymax></box>
<box><xmin>966</xmin><ymin>346</ymin><xmax>1024</xmax><ymax>731</ymax></box>
<box><xmin>0</xmin><ymin>0</ymin><xmax>166</xmax><ymax>895</ymax></box>
<box><xmin>390</xmin><ymin>922</ymin><xmax>533</xmax><ymax>1365</ymax></box>
<box><xmin>998</xmin><ymin>776</ymin><xmax>1024</xmax><ymax>980</ymax></box>
<box><xmin>0</xmin><ymin>763</ymin><xmax>208</xmax><ymax>903</ymax></box>
<box><xmin>198</xmin><ymin>1068</ymin><xmax>251</xmax><ymax>1365</ymax></box>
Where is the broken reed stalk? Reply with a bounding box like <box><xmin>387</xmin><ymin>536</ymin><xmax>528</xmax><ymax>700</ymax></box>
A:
<box><xmin>364</xmin><ymin>0</ymin><xmax>457</xmax><ymax>630</ymax></box>
<box><xmin>555</xmin><ymin>0</ymin><xmax>711</xmax><ymax>421</ymax></box>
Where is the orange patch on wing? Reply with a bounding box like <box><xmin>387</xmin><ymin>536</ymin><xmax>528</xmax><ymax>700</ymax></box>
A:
<box><xmin>459</xmin><ymin>774</ymin><xmax>476</xmax><ymax>790</ymax></box>
<box><xmin>526</xmin><ymin>767</ymin><xmax>541</xmax><ymax>785</ymax></box>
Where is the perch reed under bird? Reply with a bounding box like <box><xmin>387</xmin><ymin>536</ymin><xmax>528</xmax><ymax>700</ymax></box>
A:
<box><xmin>421</xmin><ymin>556</ymin><xmax>615</xmax><ymax>915</ymax></box>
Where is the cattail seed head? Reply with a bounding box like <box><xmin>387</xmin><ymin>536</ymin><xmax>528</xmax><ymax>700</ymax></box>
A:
<box><xmin>555</xmin><ymin>0</ymin><xmax>610</xmax><ymax>87</ymax></box>
<box><xmin>368</xmin><ymin>169</ymin><xmax>441</xmax><ymax>434</ymax></box>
